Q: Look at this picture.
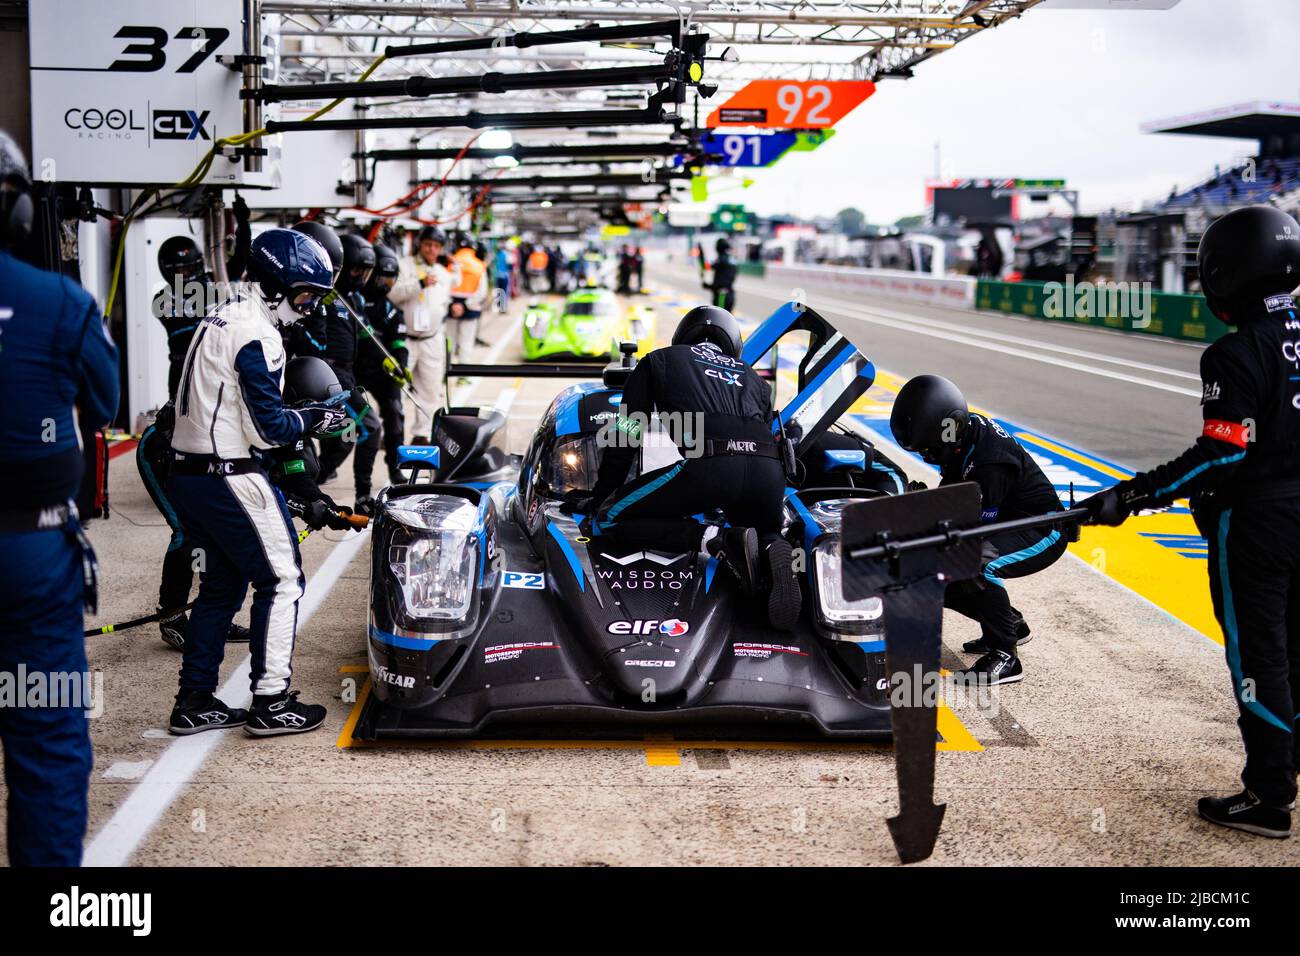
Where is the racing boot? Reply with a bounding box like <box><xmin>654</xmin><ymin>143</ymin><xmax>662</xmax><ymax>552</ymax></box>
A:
<box><xmin>245</xmin><ymin>690</ymin><xmax>327</xmax><ymax>738</ymax></box>
<box><xmin>706</xmin><ymin>526</ymin><xmax>760</xmax><ymax>594</ymax></box>
<box><xmin>226</xmin><ymin>622</ymin><xmax>251</xmax><ymax>643</ymax></box>
<box><xmin>1197</xmin><ymin>790</ymin><xmax>1293</xmax><ymax>839</ymax></box>
<box><xmin>764</xmin><ymin>539</ymin><xmax>802</xmax><ymax>631</ymax></box>
<box><xmin>962</xmin><ymin>618</ymin><xmax>1031</xmax><ymax>655</ymax></box>
<box><xmin>354</xmin><ymin>494</ymin><xmax>377</xmax><ymax>517</ymax></box>
<box><xmin>956</xmin><ymin>648</ymin><xmax>1023</xmax><ymax>686</ymax></box>
<box><xmin>169</xmin><ymin>690</ymin><xmax>248</xmax><ymax>736</ymax></box>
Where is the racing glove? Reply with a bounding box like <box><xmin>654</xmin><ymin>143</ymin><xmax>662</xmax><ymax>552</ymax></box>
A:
<box><xmin>298</xmin><ymin>404</ymin><xmax>351</xmax><ymax>437</ymax></box>
<box><xmin>1080</xmin><ymin>481</ymin><xmax>1147</xmax><ymax>526</ymax></box>
<box><xmin>559</xmin><ymin>490</ymin><xmax>595</xmax><ymax>516</ymax></box>
<box><xmin>906</xmin><ymin>480</ymin><xmax>929</xmax><ymax>492</ymax></box>
<box><xmin>383</xmin><ymin>355</ymin><xmax>413</xmax><ymax>387</ymax></box>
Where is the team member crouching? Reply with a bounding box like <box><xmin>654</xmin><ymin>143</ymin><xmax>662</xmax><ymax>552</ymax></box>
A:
<box><xmin>1082</xmin><ymin>206</ymin><xmax>1300</xmax><ymax>839</ymax></box>
<box><xmin>166</xmin><ymin>229</ymin><xmax>348</xmax><ymax>737</ymax></box>
<box><xmin>891</xmin><ymin>374</ymin><xmax>1066</xmax><ymax>685</ymax></box>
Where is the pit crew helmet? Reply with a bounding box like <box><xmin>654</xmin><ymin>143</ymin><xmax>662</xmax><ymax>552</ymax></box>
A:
<box><xmin>292</xmin><ymin>220</ymin><xmax>343</xmax><ymax>285</ymax></box>
<box><xmin>247</xmin><ymin>228</ymin><xmax>335</xmax><ymax>326</ymax></box>
<box><xmin>339</xmin><ymin>232</ymin><xmax>376</xmax><ymax>292</ymax></box>
<box><xmin>157</xmin><ymin>236</ymin><xmax>206</xmax><ymax>285</ymax></box>
<box><xmin>1198</xmin><ymin>205</ymin><xmax>1300</xmax><ymax>322</ymax></box>
<box><xmin>890</xmin><ymin>374</ymin><xmax>969</xmax><ymax>467</ymax></box>
<box><xmin>0</xmin><ymin>129</ymin><xmax>33</xmax><ymax>248</ymax></box>
<box><xmin>283</xmin><ymin>355</ymin><xmax>343</xmax><ymax>406</ymax></box>
<box><xmin>672</xmin><ymin>304</ymin><xmax>743</xmax><ymax>359</ymax></box>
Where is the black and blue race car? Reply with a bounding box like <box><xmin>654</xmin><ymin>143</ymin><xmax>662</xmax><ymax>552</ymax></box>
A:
<box><xmin>354</xmin><ymin>303</ymin><xmax>909</xmax><ymax>740</ymax></box>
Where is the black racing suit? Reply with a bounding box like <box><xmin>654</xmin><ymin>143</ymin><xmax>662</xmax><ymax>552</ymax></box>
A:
<box><xmin>707</xmin><ymin>253</ymin><xmax>738</xmax><ymax>313</ymax></box>
<box><xmin>940</xmin><ymin>412</ymin><xmax>1066</xmax><ymax>654</ymax></box>
<box><xmin>1120</xmin><ymin>293</ymin><xmax>1300</xmax><ymax>808</ymax></box>
<box><xmin>315</xmin><ymin>290</ymin><xmax>380</xmax><ymax>491</ymax></box>
<box><xmin>589</xmin><ymin>342</ymin><xmax>784</xmax><ymax>552</ymax></box>
<box><xmin>139</xmin><ymin>274</ymin><xmax>219</xmax><ymax>613</ymax></box>
<box><xmin>353</xmin><ymin>293</ymin><xmax>409</xmax><ymax>492</ymax></box>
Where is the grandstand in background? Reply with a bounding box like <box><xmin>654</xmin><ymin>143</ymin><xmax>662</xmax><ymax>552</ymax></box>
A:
<box><xmin>1143</xmin><ymin>100</ymin><xmax>1300</xmax><ymax>215</ymax></box>
<box><xmin>1108</xmin><ymin>101</ymin><xmax>1300</xmax><ymax>293</ymax></box>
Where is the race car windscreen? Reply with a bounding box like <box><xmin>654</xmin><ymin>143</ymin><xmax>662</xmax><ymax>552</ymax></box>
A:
<box><xmin>566</xmin><ymin>300</ymin><xmax>618</xmax><ymax>318</ymax></box>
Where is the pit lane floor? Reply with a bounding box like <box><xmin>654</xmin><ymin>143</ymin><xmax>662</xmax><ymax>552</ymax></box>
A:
<box><xmin>5</xmin><ymin>273</ymin><xmax>1293</xmax><ymax>867</ymax></box>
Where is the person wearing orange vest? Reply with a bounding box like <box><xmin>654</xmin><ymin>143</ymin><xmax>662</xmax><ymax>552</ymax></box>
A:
<box><xmin>447</xmin><ymin>233</ymin><xmax>489</xmax><ymax>371</ymax></box>
<box><xmin>525</xmin><ymin>245</ymin><xmax>549</xmax><ymax>292</ymax></box>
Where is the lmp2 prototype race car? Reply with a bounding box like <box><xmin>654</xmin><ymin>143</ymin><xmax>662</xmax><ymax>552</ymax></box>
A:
<box><xmin>521</xmin><ymin>286</ymin><xmax>656</xmax><ymax>361</ymax></box>
<box><xmin>355</xmin><ymin>303</ymin><xmax>898</xmax><ymax>740</ymax></box>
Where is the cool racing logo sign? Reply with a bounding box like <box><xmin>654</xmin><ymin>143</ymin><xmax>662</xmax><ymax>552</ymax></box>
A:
<box><xmin>607</xmin><ymin>618</ymin><xmax>691</xmax><ymax>637</ymax></box>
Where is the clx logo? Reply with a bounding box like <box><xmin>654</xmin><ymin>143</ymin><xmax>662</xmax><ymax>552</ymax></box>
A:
<box><xmin>705</xmin><ymin>367</ymin><xmax>742</xmax><ymax>387</ymax></box>
<box><xmin>152</xmin><ymin>109</ymin><xmax>211</xmax><ymax>141</ymax></box>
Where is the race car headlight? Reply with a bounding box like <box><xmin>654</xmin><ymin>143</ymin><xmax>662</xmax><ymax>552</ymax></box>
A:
<box><xmin>524</xmin><ymin>310</ymin><xmax>547</xmax><ymax>335</ymax></box>
<box><xmin>813</xmin><ymin>539</ymin><xmax>883</xmax><ymax>624</ymax></box>
<box><xmin>385</xmin><ymin>497</ymin><xmax>479</xmax><ymax>621</ymax></box>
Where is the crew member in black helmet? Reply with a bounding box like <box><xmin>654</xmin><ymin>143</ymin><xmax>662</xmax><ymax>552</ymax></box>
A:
<box><xmin>891</xmin><ymin>374</ymin><xmax>1065</xmax><ymax>684</ymax></box>
<box><xmin>315</xmin><ymin>232</ymin><xmax>381</xmax><ymax>496</ymax></box>
<box><xmin>265</xmin><ymin>356</ymin><xmax>363</xmax><ymax>535</ymax></box>
<box><xmin>353</xmin><ymin>243</ymin><xmax>409</xmax><ymax>511</ymax></box>
<box><xmin>579</xmin><ymin>305</ymin><xmax>801</xmax><ymax>629</ymax></box>
<box><xmin>139</xmin><ymin>199</ymin><xmax>252</xmax><ymax>650</ymax></box>
<box><xmin>705</xmin><ymin>237</ymin><xmax>738</xmax><ymax>312</ymax></box>
<box><xmin>1082</xmin><ymin>205</ymin><xmax>1300</xmax><ymax>839</ymax></box>
<box><xmin>286</xmin><ymin>220</ymin><xmax>343</xmax><ymax>362</ymax></box>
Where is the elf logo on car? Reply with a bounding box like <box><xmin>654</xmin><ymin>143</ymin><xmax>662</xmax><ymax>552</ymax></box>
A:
<box><xmin>374</xmin><ymin>665</ymin><xmax>415</xmax><ymax>689</ymax></box>
<box><xmin>607</xmin><ymin>618</ymin><xmax>690</xmax><ymax>636</ymax></box>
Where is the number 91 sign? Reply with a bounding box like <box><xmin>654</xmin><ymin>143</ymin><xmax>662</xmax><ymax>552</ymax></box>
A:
<box><xmin>706</xmin><ymin>80</ymin><xmax>876</xmax><ymax>130</ymax></box>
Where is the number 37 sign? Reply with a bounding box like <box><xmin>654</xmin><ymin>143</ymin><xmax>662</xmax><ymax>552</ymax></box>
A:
<box><xmin>706</xmin><ymin>80</ymin><xmax>875</xmax><ymax>130</ymax></box>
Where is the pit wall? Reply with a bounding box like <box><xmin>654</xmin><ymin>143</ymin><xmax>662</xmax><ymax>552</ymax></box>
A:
<box><xmin>742</xmin><ymin>260</ymin><xmax>1227</xmax><ymax>344</ymax></box>
<box><xmin>974</xmin><ymin>279</ymin><xmax>1230</xmax><ymax>344</ymax></box>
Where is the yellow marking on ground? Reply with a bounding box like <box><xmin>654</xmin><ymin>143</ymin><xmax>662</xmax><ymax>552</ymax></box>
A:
<box><xmin>643</xmin><ymin>734</ymin><xmax>683</xmax><ymax>767</ymax></box>
<box><xmin>338</xmin><ymin>664</ymin><xmax>369</xmax><ymax>673</ymax></box>
<box><xmin>335</xmin><ymin>676</ymin><xmax>373</xmax><ymax>748</ymax></box>
<box><xmin>936</xmin><ymin>702</ymin><xmax>984</xmax><ymax>752</ymax></box>
<box><xmin>1072</xmin><ymin>519</ymin><xmax>1221</xmax><ymax>644</ymax></box>
<box><xmin>1014</xmin><ymin>433</ymin><xmax>1131</xmax><ymax>482</ymax></box>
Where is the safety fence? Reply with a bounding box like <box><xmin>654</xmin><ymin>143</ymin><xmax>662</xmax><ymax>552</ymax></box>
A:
<box><xmin>974</xmin><ymin>279</ymin><xmax>1230</xmax><ymax>343</ymax></box>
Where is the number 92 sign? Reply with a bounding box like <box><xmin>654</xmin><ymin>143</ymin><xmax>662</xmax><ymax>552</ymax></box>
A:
<box><xmin>705</xmin><ymin>80</ymin><xmax>876</xmax><ymax>130</ymax></box>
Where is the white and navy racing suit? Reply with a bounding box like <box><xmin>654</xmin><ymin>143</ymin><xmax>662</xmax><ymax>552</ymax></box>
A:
<box><xmin>167</xmin><ymin>286</ymin><xmax>322</xmax><ymax>698</ymax></box>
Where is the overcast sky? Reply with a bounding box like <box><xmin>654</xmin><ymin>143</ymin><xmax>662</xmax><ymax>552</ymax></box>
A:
<box><xmin>739</xmin><ymin>0</ymin><xmax>1299</xmax><ymax>223</ymax></box>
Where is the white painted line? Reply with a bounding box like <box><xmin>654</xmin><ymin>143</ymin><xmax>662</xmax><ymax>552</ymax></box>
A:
<box><xmin>844</xmin><ymin>299</ymin><xmax>1202</xmax><ymax>381</ymax></box>
<box><xmin>762</xmin><ymin>286</ymin><xmax>1202</xmax><ymax>398</ymax></box>
<box><xmin>450</xmin><ymin>313</ymin><xmax>525</xmax><ymax>406</ymax></box>
<box><xmin>83</xmin><ymin>526</ymin><xmax>372</xmax><ymax>867</ymax></box>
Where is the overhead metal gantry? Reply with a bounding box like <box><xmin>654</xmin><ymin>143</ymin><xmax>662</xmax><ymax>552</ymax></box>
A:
<box><xmin>253</xmin><ymin>0</ymin><xmax>1044</xmax><ymax>232</ymax></box>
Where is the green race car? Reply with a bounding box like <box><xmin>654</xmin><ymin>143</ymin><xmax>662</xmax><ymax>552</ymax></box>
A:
<box><xmin>522</xmin><ymin>287</ymin><xmax>624</xmax><ymax>361</ymax></box>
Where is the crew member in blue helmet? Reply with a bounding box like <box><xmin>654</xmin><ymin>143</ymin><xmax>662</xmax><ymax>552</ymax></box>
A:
<box><xmin>166</xmin><ymin>228</ymin><xmax>348</xmax><ymax>738</ymax></box>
